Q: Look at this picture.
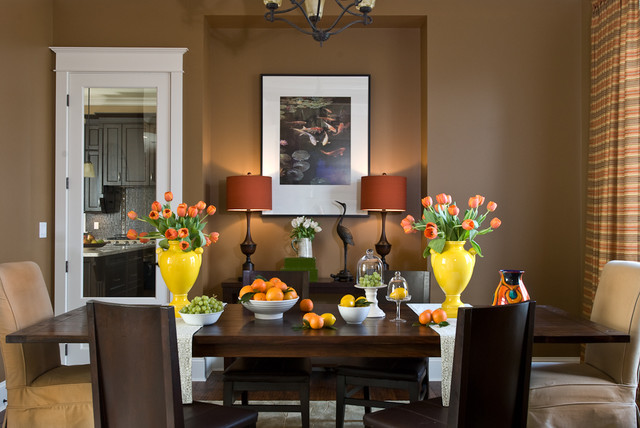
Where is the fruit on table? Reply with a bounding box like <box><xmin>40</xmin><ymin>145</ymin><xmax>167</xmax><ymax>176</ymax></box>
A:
<box><xmin>180</xmin><ymin>295</ymin><xmax>224</xmax><ymax>314</ymax></box>
<box><xmin>307</xmin><ymin>314</ymin><xmax>324</xmax><ymax>330</ymax></box>
<box><xmin>359</xmin><ymin>272</ymin><xmax>382</xmax><ymax>287</ymax></box>
<box><xmin>340</xmin><ymin>294</ymin><xmax>356</xmax><ymax>307</ymax></box>
<box><xmin>320</xmin><ymin>313</ymin><xmax>336</xmax><ymax>327</ymax></box>
<box><xmin>300</xmin><ymin>298</ymin><xmax>314</xmax><ymax>312</ymax></box>
<box><xmin>302</xmin><ymin>312</ymin><xmax>317</xmax><ymax>323</ymax></box>
<box><xmin>431</xmin><ymin>308</ymin><xmax>447</xmax><ymax>324</ymax></box>
<box><xmin>418</xmin><ymin>310</ymin><xmax>432</xmax><ymax>325</ymax></box>
<box><xmin>239</xmin><ymin>277</ymin><xmax>298</xmax><ymax>302</ymax></box>
<box><xmin>265</xmin><ymin>287</ymin><xmax>284</xmax><ymax>301</ymax></box>
<box><xmin>389</xmin><ymin>288</ymin><xmax>408</xmax><ymax>300</ymax></box>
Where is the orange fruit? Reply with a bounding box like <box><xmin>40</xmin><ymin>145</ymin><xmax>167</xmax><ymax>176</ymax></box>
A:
<box><xmin>276</xmin><ymin>281</ymin><xmax>289</xmax><ymax>291</ymax></box>
<box><xmin>303</xmin><ymin>312</ymin><xmax>317</xmax><ymax>323</ymax></box>
<box><xmin>432</xmin><ymin>308</ymin><xmax>448</xmax><ymax>324</ymax></box>
<box><xmin>266</xmin><ymin>287</ymin><xmax>284</xmax><ymax>301</ymax></box>
<box><xmin>239</xmin><ymin>285</ymin><xmax>254</xmax><ymax>299</ymax></box>
<box><xmin>308</xmin><ymin>314</ymin><xmax>324</xmax><ymax>330</ymax></box>
<box><xmin>269</xmin><ymin>277</ymin><xmax>282</xmax><ymax>285</ymax></box>
<box><xmin>264</xmin><ymin>280</ymin><xmax>275</xmax><ymax>290</ymax></box>
<box><xmin>251</xmin><ymin>278</ymin><xmax>267</xmax><ymax>293</ymax></box>
<box><xmin>253</xmin><ymin>292</ymin><xmax>267</xmax><ymax>301</ymax></box>
<box><xmin>300</xmin><ymin>298</ymin><xmax>314</xmax><ymax>312</ymax></box>
<box><xmin>418</xmin><ymin>310</ymin><xmax>432</xmax><ymax>325</ymax></box>
<box><xmin>284</xmin><ymin>289</ymin><xmax>298</xmax><ymax>300</ymax></box>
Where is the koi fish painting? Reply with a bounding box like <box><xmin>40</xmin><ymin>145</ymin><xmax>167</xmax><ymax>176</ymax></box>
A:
<box><xmin>278</xmin><ymin>96</ymin><xmax>352</xmax><ymax>185</ymax></box>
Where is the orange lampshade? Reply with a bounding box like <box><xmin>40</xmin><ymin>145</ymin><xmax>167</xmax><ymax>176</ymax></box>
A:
<box><xmin>226</xmin><ymin>174</ymin><xmax>272</xmax><ymax>211</ymax></box>
<box><xmin>360</xmin><ymin>175</ymin><xmax>406</xmax><ymax>212</ymax></box>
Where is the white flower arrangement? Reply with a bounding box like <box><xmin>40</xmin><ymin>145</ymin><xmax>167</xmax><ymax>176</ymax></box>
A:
<box><xmin>290</xmin><ymin>216</ymin><xmax>322</xmax><ymax>240</ymax></box>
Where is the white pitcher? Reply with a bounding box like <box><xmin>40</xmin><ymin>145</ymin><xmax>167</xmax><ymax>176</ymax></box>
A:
<box><xmin>291</xmin><ymin>237</ymin><xmax>313</xmax><ymax>258</ymax></box>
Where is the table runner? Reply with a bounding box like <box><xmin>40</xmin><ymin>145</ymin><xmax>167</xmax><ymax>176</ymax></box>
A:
<box><xmin>407</xmin><ymin>303</ymin><xmax>457</xmax><ymax>406</ymax></box>
<box><xmin>175</xmin><ymin>319</ymin><xmax>202</xmax><ymax>403</ymax></box>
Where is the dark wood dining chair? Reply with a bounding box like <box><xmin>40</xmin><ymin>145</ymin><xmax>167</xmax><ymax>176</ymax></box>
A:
<box><xmin>241</xmin><ymin>269</ymin><xmax>310</xmax><ymax>299</ymax></box>
<box><xmin>363</xmin><ymin>301</ymin><xmax>536</xmax><ymax>428</ymax></box>
<box><xmin>225</xmin><ymin>269</ymin><xmax>311</xmax><ymax>427</ymax></box>
<box><xmin>87</xmin><ymin>301</ymin><xmax>258</xmax><ymax>428</ymax></box>
<box><xmin>335</xmin><ymin>270</ymin><xmax>430</xmax><ymax>428</ymax></box>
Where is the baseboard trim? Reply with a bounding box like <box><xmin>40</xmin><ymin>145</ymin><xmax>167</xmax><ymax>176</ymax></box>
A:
<box><xmin>192</xmin><ymin>357</ymin><xmax>223</xmax><ymax>381</ymax></box>
<box><xmin>0</xmin><ymin>380</ymin><xmax>6</xmax><ymax>412</ymax></box>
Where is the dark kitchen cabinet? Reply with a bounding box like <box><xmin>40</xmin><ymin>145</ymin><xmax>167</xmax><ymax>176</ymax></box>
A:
<box><xmin>85</xmin><ymin>115</ymin><xmax>155</xmax><ymax>188</ymax></box>
<box><xmin>84</xmin><ymin>123</ymin><xmax>103</xmax><ymax>212</ymax></box>
<box><xmin>84</xmin><ymin>248</ymin><xmax>150</xmax><ymax>298</ymax></box>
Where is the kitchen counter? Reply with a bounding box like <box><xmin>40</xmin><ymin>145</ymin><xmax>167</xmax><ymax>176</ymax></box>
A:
<box><xmin>83</xmin><ymin>242</ymin><xmax>156</xmax><ymax>257</ymax></box>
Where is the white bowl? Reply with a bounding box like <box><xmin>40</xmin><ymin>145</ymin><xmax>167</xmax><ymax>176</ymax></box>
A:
<box><xmin>338</xmin><ymin>305</ymin><xmax>371</xmax><ymax>324</ymax></box>
<box><xmin>241</xmin><ymin>297</ymin><xmax>299</xmax><ymax>320</ymax></box>
<box><xmin>179</xmin><ymin>310</ymin><xmax>223</xmax><ymax>326</ymax></box>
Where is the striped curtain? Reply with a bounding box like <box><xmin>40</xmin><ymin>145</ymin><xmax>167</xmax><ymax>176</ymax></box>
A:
<box><xmin>585</xmin><ymin>0</ymin><xmax>640</xmax><ymax>318</ymax></box>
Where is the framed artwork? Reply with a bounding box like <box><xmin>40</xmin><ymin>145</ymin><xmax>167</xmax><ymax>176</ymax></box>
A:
<box><xmin>261</xmin><ymin>74</ymin><xmax>370</xmax><ymax>216</ymax></box>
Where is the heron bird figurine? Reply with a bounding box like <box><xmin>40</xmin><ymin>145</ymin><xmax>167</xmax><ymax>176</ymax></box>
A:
<box><xmin>331</xmin><ymin>200</ymin><xmax>355</xmax><ymax>282</ymax></box>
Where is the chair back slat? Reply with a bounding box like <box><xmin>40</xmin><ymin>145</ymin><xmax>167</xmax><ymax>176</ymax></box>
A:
<box><xmin>449</xmin><ymin>301</ymin><xmax>535</xmax><ymax>428</ymax></box>
<box><xmin>87</xmin><ymin>301</ymin><xmax>184</xmax><ymax>428</ymax></box>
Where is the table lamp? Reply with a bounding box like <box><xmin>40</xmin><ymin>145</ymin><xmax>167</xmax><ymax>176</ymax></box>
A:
<box><xmin>226</xmin><ymin>173</ymin><xmax>272</xmax><ymax>273</ymax></box>
<box><xmin>360</xmin><ymin>173</ymin><xmax>407</xmax><ymax>270</ymax></box>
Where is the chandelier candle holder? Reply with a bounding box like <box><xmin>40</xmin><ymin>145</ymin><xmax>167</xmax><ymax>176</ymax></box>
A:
<box><xmin>263</xmin><ymin>0</ymin><xmax>376</xmax><ymax>45</ymax></box>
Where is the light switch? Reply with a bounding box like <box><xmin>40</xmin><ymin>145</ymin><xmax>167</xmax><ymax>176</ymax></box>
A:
<box><xmin>39</xmin><ymin>222</ymin><xmax>47</xmax><ymax>238</ymax></box>
<box><xmin>94</xmin><ymin>222</ymin><xmax>100</xmax><ymax>230</ymax></box>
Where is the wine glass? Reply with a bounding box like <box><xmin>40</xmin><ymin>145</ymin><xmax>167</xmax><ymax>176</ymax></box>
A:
<box><xmin>386</xmin><ymin>271</ymin><xmax>411</xmax><ymax>322</ymax></box>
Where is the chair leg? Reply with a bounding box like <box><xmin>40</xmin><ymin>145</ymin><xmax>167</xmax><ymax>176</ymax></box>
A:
<box><xmin>364</xmin><ymin>386</ymin><xmax>371</xmax><ymax>414</ymax></box>
<box><xmin>300</xmin><ymin>382</ymin><xmax>310</xmax><ymax>428</ymax></box>
<box><xmin>223</xmin><ymin>381</ymin><xmax>234</xmax><ymax>406</ymax></box>
<box><xmin>336</xmin><ymin>374</ymin><xmax>346</xmax><ymax>428</ymax></box>
<box><xmin>409</xmin><ymin>382</ymin><xmax>420</xmax><ymax>402</ymax></box>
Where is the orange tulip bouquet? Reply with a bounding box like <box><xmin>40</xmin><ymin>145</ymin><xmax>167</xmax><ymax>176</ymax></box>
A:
<box><xmin>401</xmin><ymin>193</ymin><xmax>501</xmax><ymax>257</ymax></box>
<box><xmin>126</xmin><ymin>191</ymin><xmax>220</xmax><ymax>252</ymax></box>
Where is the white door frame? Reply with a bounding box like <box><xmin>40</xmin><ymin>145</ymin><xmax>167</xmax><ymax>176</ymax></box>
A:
<box><xmin>52</xmin><ymin>47</ymin><xmax>187</xmax><ymax>316</ymax></box>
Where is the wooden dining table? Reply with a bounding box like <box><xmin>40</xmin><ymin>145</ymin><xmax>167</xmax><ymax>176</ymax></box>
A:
<box><xmin>6</xmin><ymin>303</ymin><xmax>630</xmax><ymax>357</ymax></box>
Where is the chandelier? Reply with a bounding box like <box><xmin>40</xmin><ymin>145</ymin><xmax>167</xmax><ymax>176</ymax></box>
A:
<box><xmin>263</xmin><ymin>0</ymin><xmax>376</xmax><ymax>45</ymax></box>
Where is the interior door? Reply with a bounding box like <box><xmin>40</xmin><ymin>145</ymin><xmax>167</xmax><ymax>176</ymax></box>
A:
<box><xmin>65</xmin><ymin>74</ymin><xmax>171</xmax><ymax>364</ymax></box>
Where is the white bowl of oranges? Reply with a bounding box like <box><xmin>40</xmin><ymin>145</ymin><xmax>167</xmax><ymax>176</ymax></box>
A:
<box><xmin>239</xmin><ymin>277</ymin><xmax>300</xmax><ymax>320</ymax></box>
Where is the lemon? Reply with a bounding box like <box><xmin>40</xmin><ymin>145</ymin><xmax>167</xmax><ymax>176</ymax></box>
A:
<box><xmin>320</xmin><ymin>313</ymin><xmax>336</xmax><ymax>327</ymax></box>
<box><xmin>389</xmin><ymin>288</ymin><xmax>407</xmax><ymax>300</ymax></box>
<box><xmin>340</xmin><ymin>294</ymin><xmax>356</xmax><ymax>307</ymax></box>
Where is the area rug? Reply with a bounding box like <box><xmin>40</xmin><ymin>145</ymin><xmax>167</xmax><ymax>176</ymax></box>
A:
<box><xmin>205</xmin><ymin>400</ymin><xmax>407</xmax><ymax>427</ymax></box>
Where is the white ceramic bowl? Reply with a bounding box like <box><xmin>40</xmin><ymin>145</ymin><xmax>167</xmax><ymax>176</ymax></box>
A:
<box><xmin>338</xmin><ymin>305</ymin><xmax>371</xmax><ymax>324</ymax></box>
<box><xmin>179</xmin><ymin>310</ymin><xmax>223</xmax><ymax>326</ymax></box>
<box><xmin>241</xmin><ymin>297</ymin><xmax>299</xmax><ymax>320</ymax></box>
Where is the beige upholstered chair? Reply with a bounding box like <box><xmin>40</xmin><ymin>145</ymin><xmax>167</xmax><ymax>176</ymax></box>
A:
<box><xmin>528</xmin><ymin>260</ymin><xmax>640</xmax><ymax>427</ymax></box>
<box><xmin>0</xmin><ymin>261</ymin><xmax>93</xmax><ymax>427</ymax></box>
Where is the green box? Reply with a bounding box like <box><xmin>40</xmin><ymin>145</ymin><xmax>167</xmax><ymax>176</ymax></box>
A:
<box><xmin>282</xmin><ymin>257</ymin><xmax>318</xmax><ymax>282</ymax></box>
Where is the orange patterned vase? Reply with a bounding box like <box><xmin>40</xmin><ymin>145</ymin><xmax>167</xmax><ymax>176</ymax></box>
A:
<box><xmin>492</xmin><ymin>269</ymin><xmax>530</xmax><ymax>305</ymax></box>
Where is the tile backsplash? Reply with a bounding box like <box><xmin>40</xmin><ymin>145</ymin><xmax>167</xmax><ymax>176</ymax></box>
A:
<box><xmin>86</xmin><ymin>187</ymin><xmax>155</xmax><ymax>239</ymax></box>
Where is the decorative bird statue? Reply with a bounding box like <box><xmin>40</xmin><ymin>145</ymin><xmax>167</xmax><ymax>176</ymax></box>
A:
<box><xmin>331</xmin><ymin>200</ymin><xmax>355</xmax><ymax>282</ymax></box>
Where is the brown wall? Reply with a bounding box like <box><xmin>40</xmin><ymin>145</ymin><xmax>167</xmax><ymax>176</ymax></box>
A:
<box><xmin>0</xmin><ymin>0</ymin><xmax>587</xmax><ymax>386</ymax></box>
<box><xmin>0</xmin><ymin>0</ymin><xmax>55</xmax><ymax>385</ymax></box>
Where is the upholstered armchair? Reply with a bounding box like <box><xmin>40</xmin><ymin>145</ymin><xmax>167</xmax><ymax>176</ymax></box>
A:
<box><xmin>528</xmin><ymin>260</ymin><xmax>640</xmax><ymax>427</ymax></box>
<box><xmin>0</xmin><ymin>261</ymin><xmax>93</xmax><ymax>427</ymax></box>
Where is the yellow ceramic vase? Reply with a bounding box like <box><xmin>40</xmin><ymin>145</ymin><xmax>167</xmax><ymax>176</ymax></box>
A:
<box><xmin>157</xmin><ymin>241</ymin><xmax>203</xmax><ymax>317</ymax></box>
<box><xmin>430</xmin><ymin>241</ymin><xmax>476</xmax><ymax>319</ymax></box>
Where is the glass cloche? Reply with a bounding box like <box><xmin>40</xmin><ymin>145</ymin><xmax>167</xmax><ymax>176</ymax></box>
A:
<box><xmin>386</xmin><ymin>271</ymin><xmax>411</xmax><ymax>322</ymax></box>
<box><xmin>355</xmin><ymin>249</ymin><xmax>385</xmax><ymax>317</ymax></box>
<box><xmin>356</xmin><ymin>249</ymin><xmax>383</xmax><ymax>287</ymax></box>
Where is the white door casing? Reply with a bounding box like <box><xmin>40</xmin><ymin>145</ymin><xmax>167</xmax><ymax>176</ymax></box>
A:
<box><xmin>52</xmin><ymin>47</ymin><xmax>187</xmax><ymax>364</ymax></box>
